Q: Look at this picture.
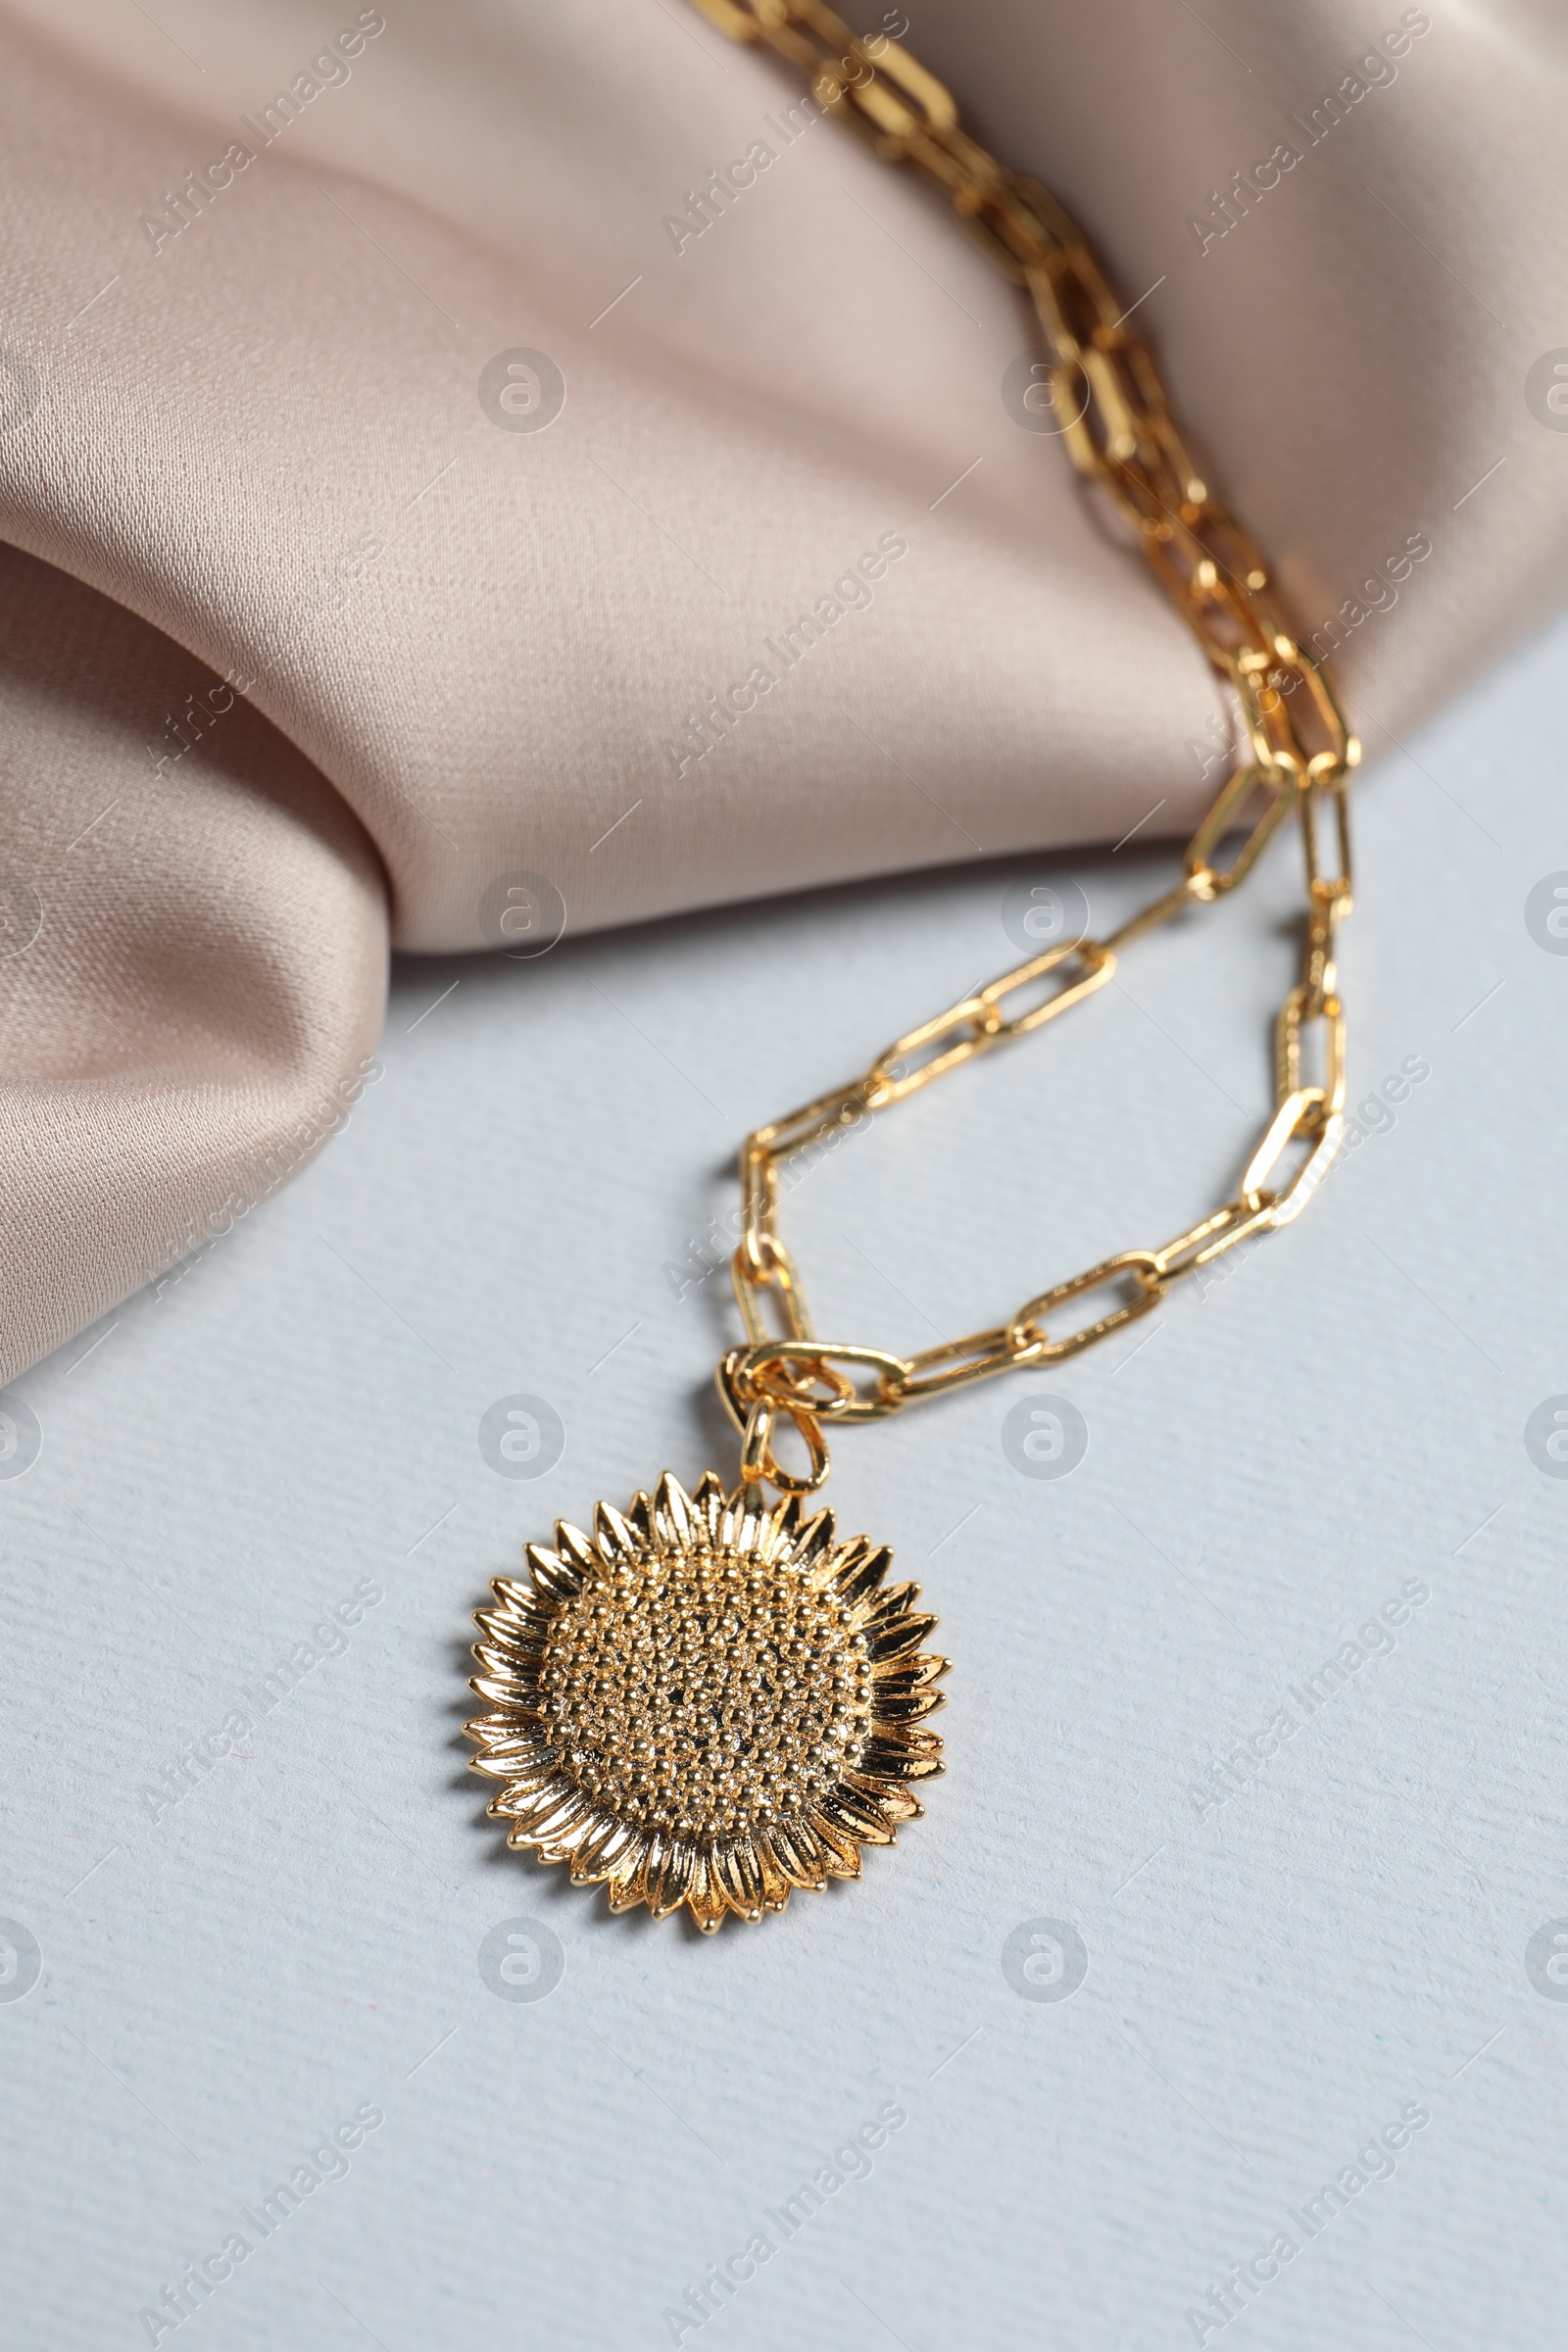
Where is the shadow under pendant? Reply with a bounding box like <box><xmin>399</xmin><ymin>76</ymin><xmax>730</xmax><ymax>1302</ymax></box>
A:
<box><xmin>466</xmin><ymin>1471</ymin><xmax>948</xmax><ymax>1933</ymax></box>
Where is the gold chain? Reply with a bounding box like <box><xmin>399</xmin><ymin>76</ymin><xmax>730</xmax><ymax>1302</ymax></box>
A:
<box><xmin>690</xmin><ymin>0</ymin><xmax>1360</xmax><ymax>1494</ymax></box>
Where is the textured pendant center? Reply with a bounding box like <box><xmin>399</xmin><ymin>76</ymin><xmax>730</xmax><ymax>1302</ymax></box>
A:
<box><xmin>539</xmin><ymin>1547</ymin><xmax>873</xmax><ymax>1840</ymax></box>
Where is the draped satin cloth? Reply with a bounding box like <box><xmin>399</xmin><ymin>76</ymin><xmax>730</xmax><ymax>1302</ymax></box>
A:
<box><xmin>0</xmin><ymin>0</ymin><xmax>1563</xmax><ymax>1381</ymax></box>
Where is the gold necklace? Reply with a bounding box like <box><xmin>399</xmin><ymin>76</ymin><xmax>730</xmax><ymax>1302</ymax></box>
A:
<box><xmin>466</xmin><ymin>0</ymin><xmax>1357</xmax><ymax>1934</ymax></box>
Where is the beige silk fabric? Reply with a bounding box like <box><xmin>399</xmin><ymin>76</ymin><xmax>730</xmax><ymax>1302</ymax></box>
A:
<box><xmin>0</xmin><ymin>0</ymin><xmax>1563</xmax><ymax>1381</ymax></box>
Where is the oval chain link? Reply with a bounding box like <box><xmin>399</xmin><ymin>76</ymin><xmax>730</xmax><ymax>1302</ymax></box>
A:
<box><xmin>688</xmin><ymin>0</ymin><xmax>1360</xmax><ymax>1491</ymax></box>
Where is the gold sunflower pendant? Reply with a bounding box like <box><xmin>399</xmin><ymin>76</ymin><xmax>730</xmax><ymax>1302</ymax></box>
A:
<box><xmin>466</xmin><ymin>1471</ymin><xmax>948</xmax><ymax>1933</ymax></box>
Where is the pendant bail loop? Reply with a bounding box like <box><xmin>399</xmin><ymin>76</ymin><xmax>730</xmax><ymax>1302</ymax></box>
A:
<box><xmin>739</xmin><ymin>1391</ymin><xmax>831</xmax><ymax>1495</ymax></box>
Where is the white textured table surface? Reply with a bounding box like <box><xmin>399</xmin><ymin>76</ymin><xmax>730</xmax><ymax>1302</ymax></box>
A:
<box><xmin>4</xmin><ymin>611</ymin><xmax>1568</xmax><ymax>2352</ymax></box>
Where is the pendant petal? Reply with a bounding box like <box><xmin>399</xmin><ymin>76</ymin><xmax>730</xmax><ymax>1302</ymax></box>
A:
<box><xmin>862</xmin><ymin>1740</ymin><xmax>944</xmax><ymax>1781</ymax></box>
<box><xmin>493</xmin><ymin>1765</ymin><xmax>562</xmax><ymax>1809</ymax></box>
<box><xmin>682</xmin><ymin>1845</ymin><xmax>724</xmax><ymax>1933</ymax></box>
<box><xmin>714</xmin><ymin>1837</ymin><xmax>764</xmax><ymax>1919</ymax></box>
<box><xmin>824</xmin><ymin>1545</ymin><xmax>892</xmax><ymax>1608</ymax></box>
<box><xmin>844</xmin><ymin>1771</ymin><xmax>923</xmax><ymax>1822</ymax></box>
<box><xmin>554</xmin><ymin>1520</ymin><xmax>601</xmax><ymax>1577</ymax></box>
<box><xmin>466</xmin><ymin>1720</ymin><xmax>554</xmax><ymax>1757</ymax></box>
<box><xmin>809</xmin><ymin>1812</ymin><xmax>863</xmax><ymax>1878</ymax></box>
<box><xmin>488</xmin><ymin>1576</ymin><xmax>550</xmax><ymax>1618</ymax></box>
<box><xmin>514</xmin><ymin>1788</ymin><xmax>593</xmax><ymax>1848</ymax></box>
<box><xmin>539</xmin><ymin>1804</ymin><xmax>612</xmax><ymax>1862</ymax></box>
<box><xmin>501</xmin><ymin>1778</ymin><xmax>573</xmax><ymax>1838</ymax></box>
<box><xmin>766</xmin><ymin>1820</ymin><xmax>829</xmax><ymax>1888</ymax></box>
<box><xmin>866</xmin><ymin>1612</ymin><xmax>940</xmax><ymax>1661</ymax></box>
<box><xmin>469</xmin><ymin>1674</ymin><xmax>545</xmax><ymax>1712</ymax></box>
<box><xmin>871</xmin><ymin>1652</ymin><xmax>950</xmax><ymax>1692</ymax></box>
<box><xmin>526</xmin><ymin>1544</ymin><xmax>586</xmax><ymax>1603</ymax></box>
<box><xmin>471</xmin><ymin>1640</ymin><xmax>540</xmax><ymax>1685</ymax></box>
<box><xmin>472</xmin><ymin>1607</ymin><xmax>547</xmax><ymax>1656</ymax></box>
<box><xmin>743</xmin><ymin>1830</ymin><xmax>792</xmax><ymax>1910</ymax></box>
<box><xmin>465</xmin><ymin>1711</ymin><xmax>546</xmax><ymax>1743</ymax></box>
<box><xmin>865</xmin><ymin>1720</ymin><xmax>943</xmax><ymax>1753</ymax></box>
<box><xmin>693</xmin><ymin>1471</ymin><xmax>727</xmax><ymax>1537</ymax></box>
<box><xmin>606</xmin><ymin>1834</ymin><xmax>653</xmax><ymax>1910</ymax></box>
<box><xmin>653</xmin><ymin>1472</ymin><xmax>695</xmax><ymax>1552</ymax></box>
<box><xmin>789</xmin><ymin>1507</ymin><xmax>837</xmax><ymax>1572</ymax></box>
<box><xmin>820</xmin><ymin>1788</ymin><xmax>896</xmax><ymax>1845</ymax></box>
<box><xmin>624</xmin><ymin>1491</ymin><xmax>655</xmax><ymax>1546</ymax></box>
<box><xmin>722</xmin><ymin>1483</ymin><xmax>768</xmax><ymax>1558</ymax></box>
<box><xmin>867</xmin><ymin>1687</ymin><xmax>946</xmax><ymax>1722</ymax></box>
<box><xmin>648</xmin><ymin>1837</ymin><xmax>696</xmax><ymax>1916</ymax></box>
<box><xmin>764</xmin><ymin>1493</ymin><xmax>805</xmax><ymax>1558</ymax></box>
<box><xmin>571</xmin><ymin>1817</ymin><xmax>638</xmax><ymax>1886</ymax></box>
<box><xmin>466</xmin><ymin>1741</ymin><xmax>552</xmax><ymax>1780</ymax></box>
<box><xmin>594</xmin><ymin>1501</ymin><xmax>640</xmax><ymax>1567</ymax></box>
<box><xmin>856</xmin><ymin>1580</ymin><xmax>921</xmax><ymax>1630</ymax></box>
<box><xmin>632</xmin><ymin>1828</ymin><xmax>669</xmax><ymax>1908</ymax></box>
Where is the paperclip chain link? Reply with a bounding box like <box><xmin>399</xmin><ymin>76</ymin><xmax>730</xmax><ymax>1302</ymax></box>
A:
<box><xmin>686</xmin><ymin>0</ymin><xmax>1360</xmax><ymax>1492</ymax></box>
